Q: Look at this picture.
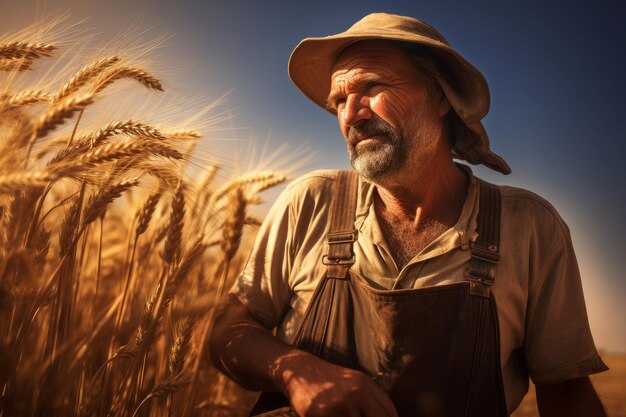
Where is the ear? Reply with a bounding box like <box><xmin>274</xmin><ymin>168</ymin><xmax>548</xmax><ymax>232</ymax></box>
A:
<box><xmin>438</xmin><ymin>94</ymin><xmax>451</xmax><ymax>117</ymax></box>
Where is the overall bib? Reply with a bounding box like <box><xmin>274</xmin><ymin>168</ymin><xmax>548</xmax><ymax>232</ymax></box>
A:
<box><xmin>251</xmin><ymin>170</ymin><xmax>508</xmax><ymax>417</ymax></box>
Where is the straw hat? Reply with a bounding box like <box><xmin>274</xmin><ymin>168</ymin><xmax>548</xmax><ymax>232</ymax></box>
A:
<box><xmin>288</xmin><ymin>12</ymin><xmax>511</xmax><ymax>174</ymax></box>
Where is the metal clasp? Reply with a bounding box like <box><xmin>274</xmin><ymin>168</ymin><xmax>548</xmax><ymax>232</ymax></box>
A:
<box><xmin>323</xmin><ymin>230</ymin><xmax>357</xmax><ymax>266</ymax></box>
<box><xmin>326</xmin><ymin>230</ymin><xmax>358</xmax><ymax>244</ymax></box>
<box><xmin>322</xmin><ymin>254</ymin><xmax>356</xmax><ymax>265</ymax></box>
<box><xmin>470</xmin><ymin>244</ymin><xmax>500</xmax><ymax>263</ymax></box>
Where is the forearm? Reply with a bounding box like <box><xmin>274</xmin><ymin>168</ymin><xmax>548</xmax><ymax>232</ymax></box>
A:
<box><xmin>208</xmin><ymin>294</ymin><xmax>399</xmax><ymax>417</ymax></box>
<box><xmin>536</xmin><ymin>376</ymin><xmax>606</xmax><ymax>417</ymax></box>
<box><xmin>207</xmin><ymin>293</ymin><xmax>311</xmax><ymax>392</ymax></box>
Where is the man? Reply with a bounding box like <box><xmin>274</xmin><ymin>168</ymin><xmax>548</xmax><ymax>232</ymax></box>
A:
<box><xmin>209</xmin><ymin>13</ymin><xmax>608</xmax><ymax>417</ymax></box>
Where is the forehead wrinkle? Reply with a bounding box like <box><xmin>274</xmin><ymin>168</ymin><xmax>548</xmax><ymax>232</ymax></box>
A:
<box><xmin>327</xmin><ymin>68</ymin><xmax>388</xmax><ymax>109</ymax></box>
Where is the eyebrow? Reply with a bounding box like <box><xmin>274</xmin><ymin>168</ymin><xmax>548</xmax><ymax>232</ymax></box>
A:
<box><xmin>326</xmin><ymin>73</ymin><xmax>384</xmax><ymax>110</ymax></box>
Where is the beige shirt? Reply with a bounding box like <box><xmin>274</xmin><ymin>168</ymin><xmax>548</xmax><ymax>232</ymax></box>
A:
<box><xmin>231</xmin><ymin>166</ymin><xmax>607</xmax><ymax>414</ymax></box>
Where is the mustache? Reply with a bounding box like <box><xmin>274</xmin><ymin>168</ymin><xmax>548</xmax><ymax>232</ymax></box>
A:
<box><xmin>347</xmin><ymin>115</ymin><xmax>395</xmax><ymax>146</ymax></box>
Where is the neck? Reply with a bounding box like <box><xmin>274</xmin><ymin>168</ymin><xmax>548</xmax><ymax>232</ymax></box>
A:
<box><xmin>374</xmin><ymin>158</ymin><xmax>469</xmax><ymax>228</ymax></box>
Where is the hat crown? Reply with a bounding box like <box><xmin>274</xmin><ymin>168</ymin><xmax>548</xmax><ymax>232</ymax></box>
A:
<box><xmin>347</xmin><ymin>13</ymin><xmax>450</xmax><ymax>46</ymax></box>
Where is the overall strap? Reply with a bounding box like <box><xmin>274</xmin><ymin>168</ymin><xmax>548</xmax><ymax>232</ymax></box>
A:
<box><xmin>464</xmin><ymin>179</ymin><xmax>502</xmax><ymax>296</ymax></box>
<box><xmin>323</xmin><ymin>170</ymin><xmax>359</xmax><ymax>279</ymax></box>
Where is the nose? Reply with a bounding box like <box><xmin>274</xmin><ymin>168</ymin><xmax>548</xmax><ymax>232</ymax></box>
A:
<box><xmin>340</xmin><ymin>93</ymin><xmax>372</xmax><ymax>127</ymax></box>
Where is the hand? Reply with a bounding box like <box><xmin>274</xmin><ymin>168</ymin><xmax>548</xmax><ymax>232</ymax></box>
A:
<box><xmin>276</xmin><ymin>352</ymin><xmax>398</xmax><ymax>417</ymax></box>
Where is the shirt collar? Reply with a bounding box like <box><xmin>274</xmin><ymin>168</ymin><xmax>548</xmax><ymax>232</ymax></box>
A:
<box><xmin>354</xmin><ymin>163</ymin><xmax>479</xmax><ymax>262</ymax></box>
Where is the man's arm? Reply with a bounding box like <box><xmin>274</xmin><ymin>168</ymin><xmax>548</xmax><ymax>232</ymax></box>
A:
<box><xmin>536</xmin><ymin>376</ymin><xmax>606</xmax><ymax>417</ymax></box>
<box><xmin>208</xmin><ymin>294</ymin><xmax>398</xmax><ymax>417</ymax></box>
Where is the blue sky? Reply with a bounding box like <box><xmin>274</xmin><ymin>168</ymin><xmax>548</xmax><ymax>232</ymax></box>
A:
<box><xmin>3</xmin><ymin>0</ymin><xmax>624</xmax><ymax>351</ymax></box>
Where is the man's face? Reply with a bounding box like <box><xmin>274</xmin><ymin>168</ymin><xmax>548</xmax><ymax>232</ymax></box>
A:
<box><xmin>327</xmin><ymin>41</ymin><xmax>448</xmax><ymax>182</ymax></box>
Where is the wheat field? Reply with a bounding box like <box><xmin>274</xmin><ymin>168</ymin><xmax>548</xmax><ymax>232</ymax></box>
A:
<box><xmin>0</xmin><ymin>17</ymin><xmax>289</xmax><ymax>417</ymax></box>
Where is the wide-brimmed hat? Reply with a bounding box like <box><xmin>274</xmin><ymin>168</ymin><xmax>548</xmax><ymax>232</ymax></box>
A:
<box><xmin>288</xmin><ymin>12</ymin><xmax>511</xmax><ymax>175</ymax></box>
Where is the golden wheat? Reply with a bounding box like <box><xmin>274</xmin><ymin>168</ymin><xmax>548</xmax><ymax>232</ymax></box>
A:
<box><xmin>220</xmin><ymin>187</ymin><xmax>246</xmax><ymax>266</ymax></box>
<box><xmin>54</xmin><ymin>56</ymin><xmax>121</xmax><ymax>102</ymax></box>
<box><xmin>83</xmin><ymin>176</ymin><xmax>141</xmax><ymax>226</ymax></box>
<box><xmin>135</xmin><ymin>189</ymin><xmax>162</xmax><ymax>236</ymax></box>
<box><xmin>169</xmin><ymin>317</ymin><xmax>196</xmax><ymax>376</ymax></box>
<box><xmin>93</xmin><ymin>65</ymin><xmax>163</xmax><ymax>93</ymax></box>
<box><xmin>0</xmin><ymin>89</ymin><xmax>51</xmax><ymax>108</ymax></box>
<box><xmin>0</xmin><ymin>18</ymin><xmax>288</xmax><ymax>417</ymax></box>
<box><xmin>0</xmin><ymin>57</ymin><xmax>34</xmax><ymax>71</ymax></box>
<box><xmin>162</xmin><ymin>181</ymin><xmax>186</xmax><ymax>266</ymax></box>
<box><xmin>28</xmin><ymin>93</ymin><xmax>94</xmax><ymax>156</ymax></box>
<box><xmin>0</xmin><ymin>41</ymin><xmax>55</xmax><ymax>60</ymax></box>
<box><xmin>0</xmin><ymin>170</ymin><xmax>53</xmax><ymax>192</ymax></box>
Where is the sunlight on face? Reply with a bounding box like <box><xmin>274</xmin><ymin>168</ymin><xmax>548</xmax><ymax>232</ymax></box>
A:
<box><xmin>329</xmin><ymin>41</ymin><xmax>445</xmax><ymax>183</ymax></box>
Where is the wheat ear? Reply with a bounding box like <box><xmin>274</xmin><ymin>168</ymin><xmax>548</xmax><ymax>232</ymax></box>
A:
<box><xmin>0</xmin><ymin>41</ymin><xmax>55</xmax><ymax>60</ymax></box>
<box><xmin>210</xmin><ymin>171</ymin><xmax>285</xmax><ymax>206</ymax></box>
<box><xmin>166</xmin><ymin>130</ymin><xmax>201</xmax><ymax>140</ymax></box>
<box><xmin>162</xmin><ymin>182</ymin><xmax>185</xmax><ymax>265</ymax></box>
<box><xmin>54</xmin><ymin>56</ymin><xmax>120</xmax><ymax>102</ymax></box>
<box><xmin>0</xmin><ymin>171</ymin><xmax>52</xmax><ymax>193</ymax></box>
<box><xmin>49</xmin><ymin>120</ymin><xmax>167</xmax><ymax>164</ymax></box>
<box><xmin>220</xmin><ymin>187</ymin><xmax>246</xmax><ymax>265</ymax></box>
<box><xmin>89</xmin><ymin>119</ymin><xmax>166</xmax><ymax>141</ymax></box>
<box><xmin>29</xmin><ymin>93</ymin><xmax>94</xmax><ymax>153</ymax></box>
<box><xmin>0</xmin><ymin>57</ymin><xmax>34</xmax><ymax>71</ymax></box>
<box><xmin>169</xmin><ymin>317</ymin><xmax>196</xmax><ymax>376</ymax></box>
<box><xmin>251</xmin><ymin>173</ymin><xmax>287</xmax><ymax>194</ymax></box>
<box><xmin>82</xmin><ymin>176</ymin><xmax>141</xmax><ymax>226</ymax></box>
<box><xmin>131</xmin><ymin>372</ymin><xmax>189</xmax><ymax>417</ymax></box>
<box><xmin>135</xmin><ymin>190</ymin><xmax>162</xmax><ymax>236</ymax></box>
<box><xmin>48</xmin><ymin>139</ymin><xmax>182</xmax><ymax>179</ymax></box>
<box><xmin>93</xmin><ymin>66</ymin><xmax>163</xmax><ymax>93</ymax></box>
<box><xmin>0</xmin><ymin>90</ymin><xmax>51</xmax><ymax>108</ymax></box>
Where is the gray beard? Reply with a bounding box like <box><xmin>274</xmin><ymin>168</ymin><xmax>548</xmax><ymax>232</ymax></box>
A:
<box><xmin>349</xmin><ymin>139</ymin><xmax>404</xmax><ymax>181</ymax></box>
<box><xmin>347</xmin><ymin>115</ymin><xmax>406</xmax><ymax>181</ymax></box>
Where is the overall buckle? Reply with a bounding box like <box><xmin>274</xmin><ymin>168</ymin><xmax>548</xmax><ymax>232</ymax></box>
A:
<box><xmin>323</xmin><ymin>230</ymin><xmax>357</xmax><ymax>266</ymax></box>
